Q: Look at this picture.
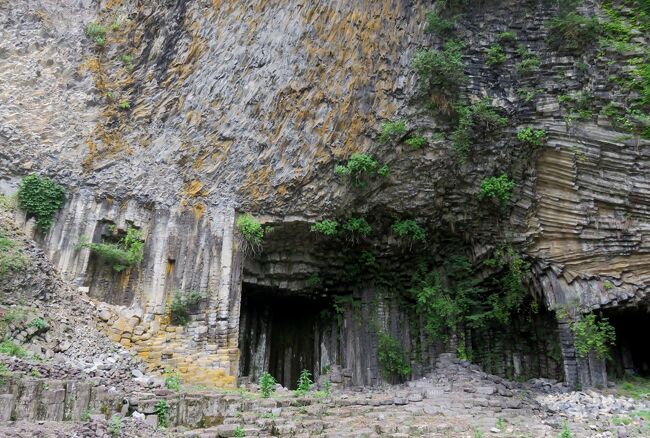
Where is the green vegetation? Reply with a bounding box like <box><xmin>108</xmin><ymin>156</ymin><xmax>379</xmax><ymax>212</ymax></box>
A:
<box><xmin>516</xmin><ymin>54</ymin><xmax>540</xmax><ymax>74</ymax></box>
<box><xmin>77</xmin><ymin>226</ymin><xmax>144</xmax><ymax>272</ymax></box>
<box><xmin>405</xmin><ymin>135</ymin><xmax>427</xmax><ymax>149</ymax></box>
<box><xmin>17</xmin><ymin>174</ymin><xmax>65</xmax><ymax>231</ymax></box>
<box><xmin>234</xmin><ymin>426</ymin><xmax>246</xmax><ymax>438</ymax></box>
<box><xmin>310</xmin><ymin>219</ymin><xmax>338</xmax><ymax>236</ymax></box>
<box><xmin>164</xmin><ymin>370</ymin><xmax>181</xmax><ymax>391</ymax></box>
<box><xmin>485</xmin><ymin>44</ymin><xmax>507</xmax><ymax>65</ymax></box>
<box><xmin>118</xmin><ymin>100</ymin><xmax>131</xmax><ymax>110</ymax></box>
<box><xmin>28</xmin><ymin>318</ymin><xmax>48</xmax><ymax>330</ymax></box>
<box><xmin>306</xmin><ymin>273</ymin><xmax>322</xmax><ymax>287</ymax></box>
<box><xmin>378</xmin><ymin>333</ymin><xmax>411</xmax><ymax>379</ymax></box>
<box><xmin>259</xmin><ymin>371</ymin><xmax>277</xmax><ymax>398</ymax></box>
<box><xmin>495</xmin><ymin>417</ymin><xmax>505</xmax><ymax>431</ymax></box>
<box><xmin>498</xmin><ymin>31</ymin><xmax>517</xmax><ymax>44</ymax></box>
<box><xmin>451</xmin><ymin>100</ymin><xmax>508</xmax><ymax>162</ymax></box>
<box><xmin>547</xmin><ymin>13</ymin><xmax>599</xmax><ymax>54</ymax></box>
<box><xmin>342</xmin><ymin>218</ymin><xmax>372</xmax><ymax>239</ymax></box>
<box><xmin>603</xmin><ymin>280</ymin><xmax>614</xmax><ymax>290</ymax></box>
<box><xmin>391</xmin><ymin>220</ymin><xmax>426</xmax><ymax>245</ymax></box>
<box><xmin>558</xmin><ymin>91</ymin><xmax>594</xmax><ymax>122</ymax></box>
<box><xmin>0</xmin><ymin>231</ymin><xmax>26</xmax><ymax>280</ymax></box>
<box><xmin>155</xmin><ymin>400</ymin><xmax>169</xmax><ymax>428</ymax></box>
<box><xmin>335</xmin><ymin>153</ymin><xmax>387</xmax><ymax>186</ymax></box>
<box><xmin>424</xmin><ymin>11</ymin><xmax>456</xmax><ymax>34</ymax></box>
<box><xmin>479</xmin><ymin>174</ymin><xmax>515</xmax><ymax>207</ymax></box>
<box><xmin>109</xmin><ymin>415</ymin><xmax>122</xmax><ymax>437</ymax></box>
<box><xmin>236</xmin><ymin>214</ymin><xmax>267</xmax><ymax>249</ymax></box>
<box><xmin>558</xmin><ymin>421</ymin><xmax>573</xmax><ymax>438</ymax></box>
<box><xmin>85</xmin><ymin>22</ymin><xmax>107</xmax><ymax>47</ymax></box>
<box><xmin>120</xmin><ymin>53</ymin><xmax>134</xmax><ymax>68</ymax></box>
<box><xmin>517</xmin><ymin>128</ymin><xmax>547</xmax><ymax>146</ymax></box>
<box><xmin>571</xmin><ymin>313</ymin><xmax>616</xmax><ymax>360</ymax></box>
<box><xmin>169</xmin><ymin>291</ymin><xmax>202</xmax><ymax>326</ymax></box>
<box><xmin>0</xmin><ymin>340</ymin><xmax>30</xmax><ymax>359</ymax></box>
<box><xmin>614</xmin><ymin>376</ymin><xmax>650</xmax><ymax>400</ymax></box>
<box><xmin>295</xmin><ymin>369</ymin><xmax>313</xmax><ymax>396</ymax></box>
<box><xmin>378</xmin><ymin>120</ymin><xmax>407</xmax><ymax>144</ymax></box>
<box><xmin>412</xmin><ymin>40</ymin><xmax>467</xmax><ymax>93</ymax></box>
<box><xmin>0</xmin><ymin>363</ymin><xmax>11</xmax><ymax>385</ymax></box>
<box><xmin>80</xmin><ymin>408</ymin><xmax>91</xmax><ymax>422</ymax></box>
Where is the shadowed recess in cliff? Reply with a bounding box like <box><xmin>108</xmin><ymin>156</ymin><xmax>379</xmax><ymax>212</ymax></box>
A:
<box><xmin>602</xmin><ymin>305</ymin><xmax>650</xmax><ymax>378</ymax></box>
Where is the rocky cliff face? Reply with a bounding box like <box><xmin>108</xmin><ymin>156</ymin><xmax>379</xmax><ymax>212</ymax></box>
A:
<box><xmin>1</xmin><ymin>0</ymin><xmax>649</xmax><ymax>389</ymax></box>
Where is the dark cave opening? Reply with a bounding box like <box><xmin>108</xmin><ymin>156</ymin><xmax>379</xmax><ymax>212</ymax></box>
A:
<box><xmin>603</xmin><ymin>306</ymin><xmax>650</xmax><ymax>378</ymax></box>
<box><xmin>238</xmin><ymin>282</ymin><xmax>331</xmax><ymax>389</ymax></box>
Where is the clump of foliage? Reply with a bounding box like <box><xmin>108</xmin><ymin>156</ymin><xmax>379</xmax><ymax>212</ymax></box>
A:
<box><xmin>498</xmin><ymin>31</ymin><xmax>517</xmax><ymax>44</ymax></box>
<box><xmin>0</xmin><ymin>231</ymin><xmax>26</xmax><ymax>280</ymax></box>
<box><xmin>479</xmin><ymin>174</ymin><xmax>515</xmax><ymax>207</ymax></box>
<box><xmin>516</xmin><ymin>53</ymin><xmax>540</xmax><ymax>74</ymax></box>
<box><xmin>558</xmin><ymin>421</ymin><xmax>573</xmax><ymax>438</ymax></box>
<box><xmin>0</xmin><ymin>340</ymin><xmax>30</xmax><ymax>358</ymax></box>
<box><xmin>17</xmin><ymin>174</ymin><xmax>65</xmax><ymax>231</ymax></box>
<box><xmin>85</xmin><ymin>22</ymin><xmax>107</xmax><ymax>47</ymax></box>
<box><xmin>424</xmin><ymin>11</ymin><xmax>457</xmax><ymax>34</ymax></box>
<box><xmin>306</xmin><ymin>273</ymin><xmax>322</xmax><ymax>287</ymax></box>
<box><xmin>378</xmin><ymin>333</ymin><xmax>411</xmax><ymax>380</ymax></box>
<box><xmin>392</xmin><ymin>220</ymin><xmax>426</xmax><ymax>245</ymax></box>
<box><xmin>451</xmin><ymin>100</ymin><xmax>508</xmax><ymax>161</ymax></box>
<box><xmin>164</xmin><ymin>370</ymin><xmax>181</xmax><ymax>391</ymax></box>
<box><xmin>405</xmin><ymin>135</ymin><xmax>427</xmax><ymax>149</ymax></box>
<box><xmin>259</xmin><ymin>371</ymin><xmax>277</xmax><ymax>398</ymax></box>
<box><xmin>77</xmin><ymin>226</ymin><xmax>145</xmax><ymax>272</ymax></box>
<box><xmin>118</xmin><ymin>100</ymin><xmax>131</xmax><ymax>110</ymax></box>
<box><xmin>547</xmin><ymin>13</ymin><xmax>600</xmax><ymax>55</ymax></box>
<box><xmin>378</xmin><ymin>120</ymin><xmax>407</xmax><ymax>144</ymax></box>
<box><xmin>517</xmin><ymin>128</ymin><xmax>547</xmax><ymax>146</ymax></box>
<box><xmin>342</xmin><ymin>217</ymin><xmax>372</xmax><ymax>240</ymax></box>
<box><xmin>571</xmin><ymin>313</ymin><xmax>616</xmax><ymax>360</ymax></box>
<box><xmin>335</xmin><ymin>154</ymin><xmax>388</xmax><ymax>186</ymax></box>
<box><xmin>236</xmin><ymin>214</ymin><xmax>268</xmax><ymax>250</ymax></box>
<box><xmin>28</xmin><ymin>318</ymin><xmax>48</xmax><ymax>330</ymax></box>
<box><xmin>234</xmin><ymin>426</ymin><xmax>246</xmax><ymax>438</ymax></box>
<box><xmin>169</xmin><ymin>291</ymin><xmax>202</xmax><ymax>326</ymax></box>
<box><xmin>310</xmin><ymin>219</ymin><xmax>338</xmax><ymax>236</ymax></box>
<box><xmin>108</xmin><ymin>415</ymin><xmax>122</xmax><ymax>437</ymax></box>
<box><xmin>295</xmin><ymin>369</ymin><xmax>313</xmax><ymax>396</ymax></box>
<box><xmin>155</xmin><ymin>400</ymin><xmax>169</xmax><ymax>428</ymax></box>
<box><xmin>0</xmin><ymin>363</ymin><xmax>10</xmax><ymax>385</ymax></box>
<box><xmin>412</xmin><ymin>40</ymin><xmax>467</xmax><ymax>93</ymax></box>
<box><xmin>485</xmin><ymin>44</ymin><xmax>507</xmax><ymax>65</ymax></box>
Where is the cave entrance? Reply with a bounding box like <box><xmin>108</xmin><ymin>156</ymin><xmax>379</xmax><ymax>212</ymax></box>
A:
<box><xmin>238</xmin><ymin>283</ymin><xmax>330</xmax><ymax>389</ymax></box>
<box><xmin>603</xmin><ymin>306</ymin><xmax>650</xmax><ymax>378</ymax></box>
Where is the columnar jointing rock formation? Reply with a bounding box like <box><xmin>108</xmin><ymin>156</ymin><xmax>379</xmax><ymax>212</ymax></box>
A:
<box><xmin>1</xmin><ymin>0</ymin><xmax>649</xmax><ymax>390</ymax></box>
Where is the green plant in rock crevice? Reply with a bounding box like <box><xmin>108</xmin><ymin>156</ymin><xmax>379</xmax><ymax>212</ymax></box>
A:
<box><xmin>295</xmin><ymin>369</ymin><xmax>313</xmax><ymax>396</ymax></box>
<box><xmin>0</xmin><ymin>231</ymin><xmax>26</xmax><ymax>280</ymax></box>
<box><xmin>17</xmin><ymin>174</ymin><xmax>65</xmax><ymax>231</ymax></box>
<box><xmin>164</xmin><ymin>370</ymin><xmax>181</xmax><ymax>391</ymax></box>
<box><xmin>378</xmin><ymin>119</ymin><xmax>407</xmax><ymax>144</ymax></box>
<box><xmin>236</xmin><ymin>213</ymin><xmax>269</xmax><ymax>251</ymax></box>
<box><xmin>259</xmin><ymin>371</ymin><xmax>277</xmax><ymax>398</ymax></box>
<box><xmin>391</xmin><ymin>220</ymin><xmax>426</xmax><ymax>246</ymax></box>
<box><xmin>310</xmin><ymin>219</ymin><xmax>338</xmax><ymax>236</ymax></box>
<box><xmin>517</xmin><ymin>128</ymin><xmax>547</xmax><ymax>146</ymax></box>
<box><xmin>479</xmin><ymin>174</ymin><xmax>515</xmax><ymax>207</ymax></box>
<box><xmin>108</xmin><ymin>415</ymin><xmax>122</xmax><ymax>437</ymax></box>
<box><xmin>404</xmin><ymin>135</ymin><xmax>427</xmax><ymax>149</ymax></box>
<box><xmin>335</xmin><ymin>153</ymin><xmax>388</xmax><ymax>187</ymax></box>
<box><xmin>155</xmin><ymin>400</ymin><xmax>169</xmax><ymax>428</ymax></box>
<box><xmin>571</xmin><ymin>313</ymin><xmax>616</xmax><ymax>360</ymax></box>
<box><xmin>169</xmin><ymin>291</ymin><xmax>202</xmax><ymax>326</ymax></box>
<box><xmin>342</xmin><ymin>217</ymin><xmax>372</xmax><ymax>240</ymax></box>
<box><xmin>485</xmin><ymin>44</ymin><xmax>507</xmax><ymax>65</ymax></box>
<box><xmin>85</xmin><ymin>22</ymin><xmax>107</xmax><ymax>47</ymax></box>
<box><xmin>377</xmin><ymin>333</ymin><xmax>411</xmax><ymax>380</ymax></box>
<box><xmin>77</xmin><ymin>226</ymin><xmax>144</xmax><ymax>272</ymax></box>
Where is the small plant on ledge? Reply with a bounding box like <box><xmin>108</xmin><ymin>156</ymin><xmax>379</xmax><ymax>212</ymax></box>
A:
<box><xmin>517</xmin><ymin>127</ymin><xmax>547</xmax><ymax>146</ymax></box>
<box><xmin>17</xmin><ymin>174</ymin><xmax>65</xmax><ymax>231</ymax></box>
<box><xmin>310</xmin><ymin>219</ymin><xmax>338</xmax><ymax>236</ymax></box>
<box><xmin>169</xmin><ymin>291</ymin><xmax>202</xmax><ymax>326</ymax></box>
<box><xmin>294</xmin><ymin>369</ymin><xmax>313</xmax><ymax>396</ymax></box>
<box><xmin>236</xmin><ymin>213</ymin><xmax>270</xmax><ymax>252</ymax></box>
<box><xmin>259</xmin><ymin>371</ymin><xmax>277</xmax><ymax>398</ymax></box>
<box><xmin>378</xmin><ymin>119</ymin><xmax>407</xmax><ymax>144</ymax></box>
<box><xmin>77</xmin><ymin>226</ymin><xmax>145</xmax><ymax>272</ymax></box>
<box><xmin>479</xmin><ymin>174</ymin><xmax>515</xmax><ymax>207</ymax></box>
<box><xmin>392</xmin><ymin>220</ymin><xmax>427</xmax><ymax>247</ymax></box>
<box><xmin>335</xmin><ymin>153</ymin><xmax>388</xmax><ymax>187</ymax></box>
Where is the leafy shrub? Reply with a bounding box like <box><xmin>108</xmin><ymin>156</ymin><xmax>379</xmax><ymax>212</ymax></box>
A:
<box><xmin>405</xmin><ymin>135</ymin><xmax>427</xmax><ymax>149</ymax></box>
<box><xmin>0</xmin><ymin>340</ymin><xmax>30</xmax><ymax>358</ymax></box>
<box><xmin>571</xmin><ymin>313</ymin><xmax>616</xmax><ymax>360</ymax></box>
<box><xmin>259</xmin><ymin>371</ymin><xmax>277</xmax><ymax>398</ymax></box>
<box><xmin>234</xmin><ymin>426</ymin><xmax>245</xmax><ymax>438</ymax></box>
<box><xmin>342</xmin><ymin>218</ymin><xmax>371</xmax><ymax>239</ymax></box>
<box><xmin>85</xmin><ymin>23</ymin><xmax>107</xmax><ymax>47</ymax></box>
<box><xmin>377</xmin><ymin>164</ymin><xmax>390</xmax><ymax>177</ymax></box>
<box><xmin>295</xmin><ymin>369</ymin><xmax>313</xmax><ymax>396</ymax></box>
<box><xmin>17</xmin><ymin>174</ymin><xmax>65</xmax><ymax>231</ymax></box>
<box><xmin>547</xmin><ymin>13</ymin><xmax>600</xmax><ymax>54</ymax></box>
<box><xmin>378</xmin><ymin>120</ymin><xmax>407</xmax><ymax>144</ymax></box>
<box><xmin>451</xmin><ymin>100</ymin><xmax>508</xmax><ymax>162</ymax></box>
<box><xmin>236</xmin><ymin>214</ymin><xmax>267</xmax><ymax>249</ymax></box>
<box><xmin>77</xmin><ymin>227</ymin><xmax>144</xmax><ymax>272</ymax></box>
<box><xmin>485</xmin><ymin>44</ymin><xmax>507</xmax><ymax>65</ymax></box>
<box><xmin>28</xmin><ymin>318</ymin><xmax>48</xmax><ymax>330</ymax></box>
<box><xmin>498</xmin><ymin>31</ymin><xmax>517</xmax><ymax>44</ymax></box>
<box><xmin>412</xmin><ymin>40</ymin><xmax>467</xmax><ymax>93</ymax></box>
<box><xmin>517</xmin><ymin>128</ymin><xmax>547</xmax><ymax>146</ymax></box>
<box><xmin>108</xmin><ymin>415</ymin><xmax>122</xmax><ymax>437</ymax></box>
<box><xmin>164</xmin><ymin>370</ymin><xmax>181</xmax><ymax>391</ymax></box>
<box><xmin>335</xmin><ymin>153</ymin><xmax>386</xmax><ymax>186</ymax></box>
<box><xmin>516</xmin><ymin>55</ymin><xmax>540</xmax><ymax>74</ymax></box>
<box><xmin>392</xmin><ymin>220</ymin><xmax>426</xmax><ymax>244</ymax></box>
<box><xmin>118</xmin><ymin>100</ymin><xmax>131</xmax><ymax>110</ymax></box>
<box><xmin>0</xmin><ymin>232</ymin><xmax>26</xmax><ymax>279</ymax></box>
<box><xmin>155</xmin><ymin>400</ymin><xmax>169</xmax><ymax>428</ymax></box>
<box><xmin>169</xmin><ymin>291</ymin><xmax>202</xmax><ymax>326</ymax></box>
<box><xmin>479</xmin><ymin>174</ymin><xmax>515</xmax><ymax>207</ymax></box>
<box><xmin>306</xmin><ymin>273</ymin><xmax>322</xmax><ymax>287</ymax></box>
<box><xmin>424</xmin><ymin>11</ymin><xmax>456</xmax><ymax>34</ymax></box>
<box><xmin>378</xmin><ymin>333</ymin><xmax>411</xmax><ymax>379</ymax></box>
<box><xmin>310</xmin><ymin>219</ymin><xmax>338</xmax><ymax>236</ymax></box>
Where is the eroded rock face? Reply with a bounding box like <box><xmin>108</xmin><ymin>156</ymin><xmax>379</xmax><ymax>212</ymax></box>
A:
<box><xmin>1</xmin><ymin>0</ymin><xmax>649</xmax><ymax>388</ymax></box>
